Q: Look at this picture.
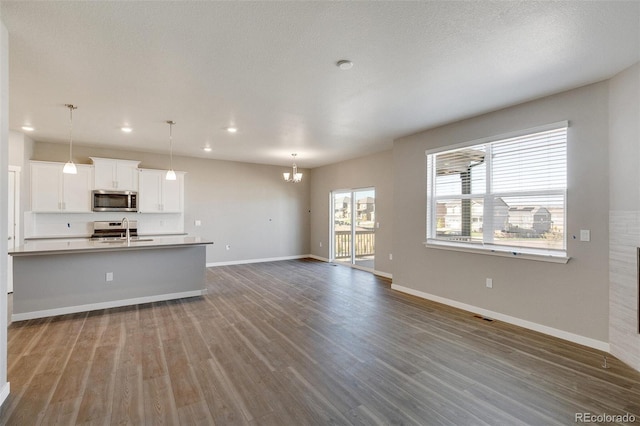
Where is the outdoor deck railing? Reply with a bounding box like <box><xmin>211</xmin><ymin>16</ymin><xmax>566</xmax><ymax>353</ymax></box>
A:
<box><xmin>334</xmin><ymin>230</ymin><xmax>375</xmax><ymax>259</ymax></box>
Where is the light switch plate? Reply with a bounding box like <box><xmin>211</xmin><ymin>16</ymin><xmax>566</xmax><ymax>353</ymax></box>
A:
<box><xmin>580</xmin><ymin>229</ymin><xmax>591</xmax><ymax>242</ymax></box>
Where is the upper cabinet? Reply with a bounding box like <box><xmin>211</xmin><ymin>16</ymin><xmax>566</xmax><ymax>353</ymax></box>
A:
<box><xmin>90</xmin><ymin>157</ymin><xmax>140</xmax><ymax>191</ymax></box>
<box><xmin>31</xmin><ymin>161</ymin><xmax>93</xmax><ymax>213</ymax></box>
<box><xmin>138</xmin><ymin>168</ymin><xmax>184</xmax><ymax>213</ymax></box>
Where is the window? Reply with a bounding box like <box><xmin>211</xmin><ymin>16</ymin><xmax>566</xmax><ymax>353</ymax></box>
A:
<box><xmin>426</xmin><ymin>122</ymin><xmax>567</xmax><ymax>259</ymax></box>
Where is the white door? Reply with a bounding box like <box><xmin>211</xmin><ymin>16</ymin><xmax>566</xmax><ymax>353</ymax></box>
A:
<box><xmin>31</xmin><ymin>162</ymin><xmax>62</xmax><ymax>212</ymax></box>
<box><xmin>138</xmin><ymin>169</ymin><xmax>162</xmax><ymax>212</ymax></box>
<box><xmin>7</xmin><ymin>169</ymin><xmax>17</xmax><ymax>293</ymax></box>
<box><xmin>62</xmin><ymin>164</ymin><xmax>92</xmax><ymax>212</ymax></box>
<box><xmin>162</xmin><ymin>175</ymin><xmax>181</xmax><ymax>212</ymax></box>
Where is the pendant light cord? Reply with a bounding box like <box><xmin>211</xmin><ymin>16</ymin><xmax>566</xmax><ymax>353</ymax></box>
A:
<box><xmin>66</xmin><ymin>104</ymin><xmax>77</xmax><ymax>162</ymax></box>
<box><xmin>169</xmin><ymin>121</ymin><xmax>174</xmax><ymax>170</ymax></box>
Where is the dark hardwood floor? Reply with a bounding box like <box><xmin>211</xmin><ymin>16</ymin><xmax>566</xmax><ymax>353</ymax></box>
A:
<box><xmin>1</xmin><ymin>258</ymin><xmax>639</xmax><ymax>425</ymax></box>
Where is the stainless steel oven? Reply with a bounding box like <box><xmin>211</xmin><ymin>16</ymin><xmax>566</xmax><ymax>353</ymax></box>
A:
<box><xmin>92</xmin><ymin>190</ymin><xmax>138</xmax><ymax>212</ymax></box>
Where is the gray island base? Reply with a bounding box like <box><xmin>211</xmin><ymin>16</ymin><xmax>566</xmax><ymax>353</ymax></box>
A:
<box><xmin>10</xmin><ymin>237</ymin><xmax>212</xmax><ymax>321</ymax></box>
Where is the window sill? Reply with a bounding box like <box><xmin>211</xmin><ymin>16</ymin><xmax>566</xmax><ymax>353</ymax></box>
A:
<box><xmin>423</xmin><ymin>240</ymin><xmax>570</xmax><ymax>264</ymax></box>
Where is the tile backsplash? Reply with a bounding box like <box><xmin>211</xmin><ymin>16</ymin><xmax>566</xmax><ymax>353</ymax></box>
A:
<box><xmin>24</xmin><ymin>211</ymin><xmax>184</xmax><ymax>239</ymax></box>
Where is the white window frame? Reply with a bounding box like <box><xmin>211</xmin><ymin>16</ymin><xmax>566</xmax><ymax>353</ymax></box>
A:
<box><xmin>424</xmin><ymin>121</ymin><xmax>569</xmax><ymax>264</ymax></box>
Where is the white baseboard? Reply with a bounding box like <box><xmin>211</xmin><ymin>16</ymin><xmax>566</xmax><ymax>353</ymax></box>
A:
<box><xmin>11</xmin><ymin>289</ymin><xmax>206</xmax><ymax>322</ymax></box>
<box><xmin>374</xmin><ymin>270</ymin><xmax>393</xmax><ymax>279</ymax></box>
<box><xmin>307</xmin><ymin>255</ymin><xmax>393</xmax><ymax>279</ymax></box>
<box><xmin>207</xmin><ymin>254</ymin><xmax>310</xmax><ymax>267</ymax></box>
<box><xmin>391</xmin><ymin>284</ymin><xmax>610</xmax><ymax>352</ymax></box>
<box><xmin>0</xmin><ymin>382</ymin><xmax>9</xmax><ymax>407</ymax></box>
<box><xmin>308</xmin><ymin>254</ymin><xmax>330</xmax><ymax>262</ymax></box>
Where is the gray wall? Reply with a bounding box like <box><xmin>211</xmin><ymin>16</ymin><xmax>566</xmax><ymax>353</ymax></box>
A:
<box><xmin>608</xmin><ymin>62</ymin><xmax>640</xmax><ymax>370</ymax></box>
<box><xmin>309</xmin><ymin>149</ymin><xmax>393</xmax><ymax>275</ymax></box>
<box><xmin>0</xmin><ymin>15</ymin><xmax>9</xmax><ymax>401</ymax></box>
<box><xmin>393</xmin><ymin>81</ymin><xmax>610</xmax><ymax>342</ymax></box>
<box><xmin>32</xmin><ymin>142</ymin><xmax>310</xmax><ymax>265</ymax></box>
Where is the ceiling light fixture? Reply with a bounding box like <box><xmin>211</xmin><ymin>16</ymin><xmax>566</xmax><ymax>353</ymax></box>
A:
<box><xmin>336</xmin><ymin>59</ymin><xmax>353</xmax><ymax>70</ymax></box>
<box><xmin>166</xmin><ymin>120</ymin><xmax>177</xmax><ymax>181</ymax></box>
<box><xmin>121</xmin><ymin>126</ymin><xmax>133</xmax><ymax>133</ymax></box>
<box><xmin>203</xmin><ymin>146</ymin><xmax>212</xmax><ymax>152</ymax></box>
<box><xmin>283</xmin><ymin>153</ymin><xmax>302</xmax><ymax>183</ymax></box>
<box><xmin>226</xmin><ymin>127</ymin><xmax>238</xmax><ymax>133</ymax></box>
<box><xmin>62</xmin><ymin>104</ymin><xmax>78</xmax><ymax>174</ymax></box>
<box><xmin>21</xmin><ymin>125</ymin><xmax>34</xmax><ymax>132</ymax></box>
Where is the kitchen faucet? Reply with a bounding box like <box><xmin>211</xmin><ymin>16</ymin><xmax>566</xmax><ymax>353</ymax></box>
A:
<box><xmin>122</xmin><ymin>217</ymin><xmax>130</xmax><ymax>245</ymax></box>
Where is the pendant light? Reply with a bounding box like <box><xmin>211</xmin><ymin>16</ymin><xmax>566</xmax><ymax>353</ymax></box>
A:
<box><xmin>166</xmin><ymin>120</ymin><xmax>177</xmax><ymax>181</ymax></box>
<box><xmin>283</xmin><ymin>153</ymin><xmax>302</xmax><ymax>183</ymax></box>
<box><xmin>62</xmin><ymin>104</ymin><xmax>78</xmax><ymax>174</ymax></box>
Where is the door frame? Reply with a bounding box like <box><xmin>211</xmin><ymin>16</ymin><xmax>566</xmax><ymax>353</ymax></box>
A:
<box><xmin>329</xmin><ymin>187</ymin><xmax>375</xmax><ymax>273</ymax></box>
<box><xmin>8</xmin><ymin>166</ymin><xmax>21</xmax><ymax>294</ymax></box>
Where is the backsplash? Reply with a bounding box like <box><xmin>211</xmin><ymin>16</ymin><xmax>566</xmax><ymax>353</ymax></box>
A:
<box><xmin>24</xmin><ymin>212</ymin><xmax>184</xmax><ymax>239</ymax></box>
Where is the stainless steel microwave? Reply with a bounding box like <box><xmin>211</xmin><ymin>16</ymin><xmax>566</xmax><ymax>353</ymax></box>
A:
<box><xmin>92</xmin><ymin>190</ymin><xmax>138</xmax><ymax>212</ymax></box>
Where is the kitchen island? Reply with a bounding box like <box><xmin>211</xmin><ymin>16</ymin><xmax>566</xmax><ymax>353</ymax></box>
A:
<box><xmin>9</xmin><ymin>236</ymin><xmax>213</xmax><ymax>321</ymax></box>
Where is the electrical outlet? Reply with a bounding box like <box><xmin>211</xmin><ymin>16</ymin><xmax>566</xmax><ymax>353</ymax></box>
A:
<box><xmin>580</xmin><ymin>229</ymin><xmax>590</xmax><ymax>242</ymax></box>
<box><xmin>319</xmin><ymin>242</ymin><xmax>322</xmax><ymax>248</ymax></box>
<box><xmin>106</xmin><ymin>272</ymin><xmax>113</xmax><ymax>282</ymax></box>
<box><xmin>195</xmin><ymin>220</ymin><xmax>201</xmax><ymax>226</ymax></box>
<box><xmin>486</xmin><ymin>278</ymin><xmax>493</xmax><ymax>288</ymax></box>
<box><xmin>389</xmin><ymin>253</ymin><xmax>393</xmax><ymax>260</ymax></box>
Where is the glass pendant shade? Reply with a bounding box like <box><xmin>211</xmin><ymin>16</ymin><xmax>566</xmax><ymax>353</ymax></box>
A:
<box><xmin>63</xmin><ymin>161</ymin><xmax>77</xmax><ymax>174</ymax></box>
<box><xmin>166</xmin><ymin>169</ymin><xmax>177</xmax><ymax>181</ymax></box>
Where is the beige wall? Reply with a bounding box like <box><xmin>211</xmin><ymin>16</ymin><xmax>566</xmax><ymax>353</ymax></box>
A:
<box><xmin>32</xmin><ymin>142</ymin><xmax>311</xmax><ymax>265</ymax></box>
<box><xmin>309</xmin><ymin>149</ymin><xmax>393</xmax><ymax>275</ymax></box>
<box><xmin>0</xmin><ymin>15</ymin><xmax>9</xmax><ymax>402</ymax></box>
<box><xmin>608</xmin><ymin>62</ymin><xmax>640</xmax><ymax>370</ymax></box>
<box><xmin>392</xmin><ymin>81</ymin><xmax>610</xmax><ymax>343</ymax></box>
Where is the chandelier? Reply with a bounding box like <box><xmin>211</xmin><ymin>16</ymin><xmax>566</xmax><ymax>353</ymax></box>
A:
<box><xmin>283</xmin><ymin>153</ymin><xmax>302</xmax><ymax>183</ymax></box>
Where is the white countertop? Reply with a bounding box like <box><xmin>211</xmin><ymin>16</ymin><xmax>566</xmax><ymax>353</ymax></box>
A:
<box><xmin>9</xmin><ymin>236</ymin><xmax>213</xmax><ymax>256</ymax></box>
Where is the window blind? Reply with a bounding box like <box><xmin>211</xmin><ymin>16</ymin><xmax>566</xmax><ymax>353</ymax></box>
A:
<box><xmin>426</xmin><ymin>125</ymin><xmax>567</xmax><ymax>253</ymax></box>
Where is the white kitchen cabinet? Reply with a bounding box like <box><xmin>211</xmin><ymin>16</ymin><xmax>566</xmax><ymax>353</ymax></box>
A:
<box><xmin>31</xmin><ymin>161</ymin><xmax>93</xmax><ymax>212</ymax></box>
<box><xmin>90</xmin><ymin>157</ymin><xmax>140</xmax><ymax>191</ymax></box>
<box><xmin>138</xmin><ymin>168</ymin><xmax>184</xmax><ymax>213</ymax></box>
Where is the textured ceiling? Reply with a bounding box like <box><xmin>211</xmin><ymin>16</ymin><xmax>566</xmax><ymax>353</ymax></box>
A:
<box><xmin>1</xmin><ymin>1</ymin><xmax>639</xmax><ymax>168</ymax></box>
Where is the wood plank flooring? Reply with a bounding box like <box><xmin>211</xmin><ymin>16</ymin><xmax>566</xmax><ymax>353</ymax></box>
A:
<box><xmin>1</xmin><ymin>258</ymin><xmax>639</xmax><ymax>425</ymax></box>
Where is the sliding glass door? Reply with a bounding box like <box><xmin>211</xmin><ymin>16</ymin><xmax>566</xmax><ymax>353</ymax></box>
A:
<box><xmin>331</xmin><ymin>188</ymin><xmax>375</xmax><ymax>270</ymax></box>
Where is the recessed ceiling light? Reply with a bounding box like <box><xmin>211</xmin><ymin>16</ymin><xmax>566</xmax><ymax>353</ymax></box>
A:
<box><xmin>121</xmin><ymin>126</ymin><xmax>133</xmax><ymax>133</ymax></box>
<box><xmin>203</xmin><ymin>146</ymin><xmax>212</xmax><ymax>152</ymax></box>
<box><xmin>226</xmin><ymin>127</ymin><xmax>238</xmax><ymax>133</ymax></box>
<box><xmin>21</xmin><ymin>125</ymin><xmax>34</xmax><ymax>132</ymax></box>
<box><xmin>336</xmin><ymin>60</ymin><xmax>353</xmax><ymax>70</ymax></box>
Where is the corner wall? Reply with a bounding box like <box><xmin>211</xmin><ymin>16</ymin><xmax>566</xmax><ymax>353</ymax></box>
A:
<box><xmin>393</xmin><ymin>81</ymin><xmax>610</xmax><ymax>346</ymax></box>
<box><xmin>609</xmin><ymin>62</ymin><xmax>640</xmax><ymax>371</ymax></box>
<box><xmin>309</xmin><ymin>149</ymin><xmax>393</xmax><ymax>276</ymax></box>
